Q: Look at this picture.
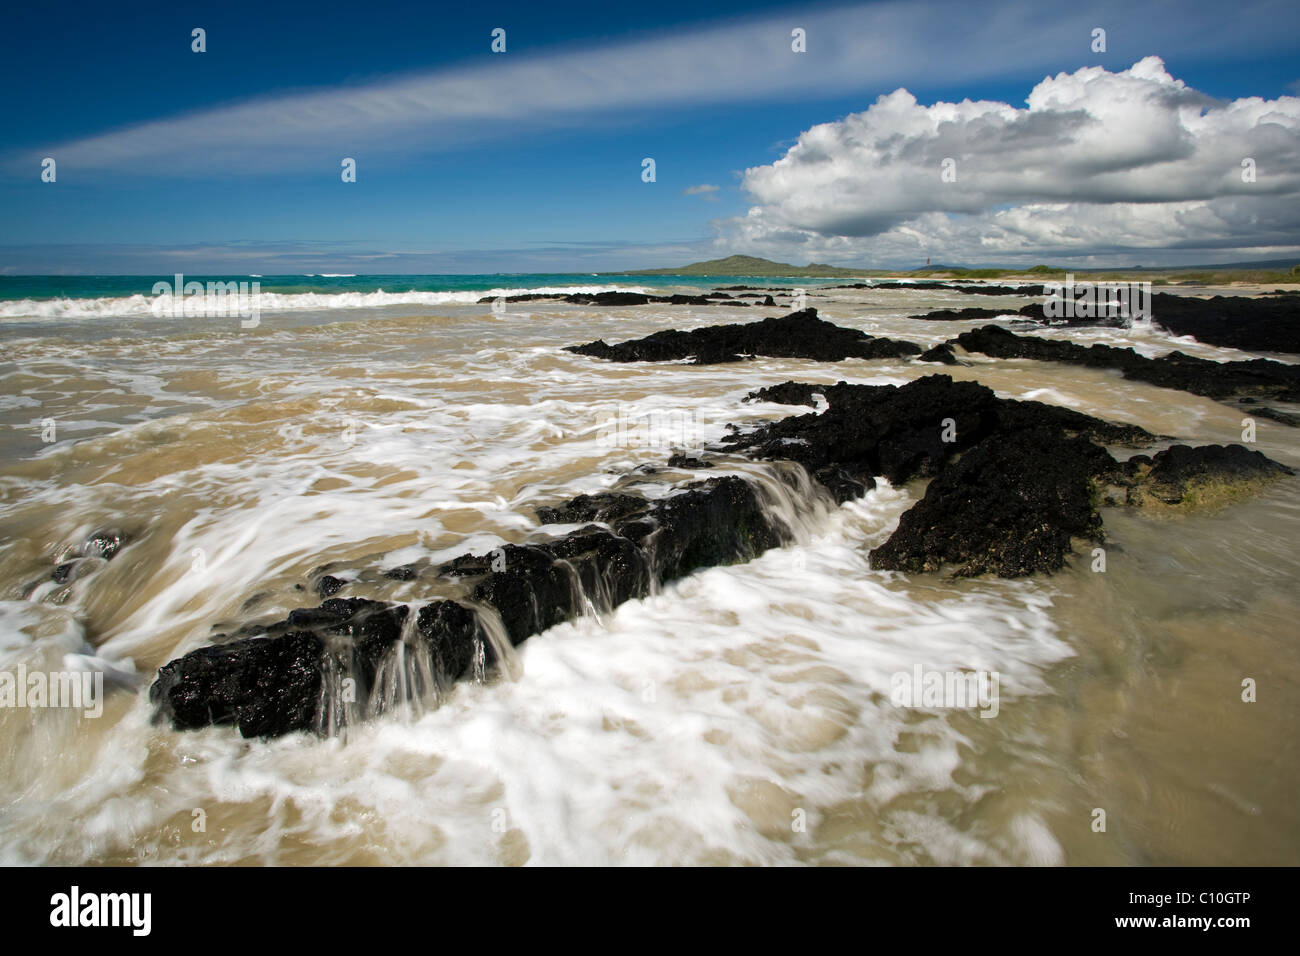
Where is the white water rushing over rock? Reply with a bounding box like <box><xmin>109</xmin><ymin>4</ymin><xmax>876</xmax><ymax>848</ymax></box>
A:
<box><xmin>0</xmin><ymin>283</ymin><xmax>1297</xmax><ymax>865</ymax></box>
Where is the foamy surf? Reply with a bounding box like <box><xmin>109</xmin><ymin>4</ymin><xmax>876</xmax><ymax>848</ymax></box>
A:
<box><xmin>0</xmin><ymin>478</ymin><xmax>1075</xmax><ymax>866</ymax></box>
<box><xmin>0</xmin><ymin>285</ymin><xmax>653</xmax><ymax>321</ymax></box>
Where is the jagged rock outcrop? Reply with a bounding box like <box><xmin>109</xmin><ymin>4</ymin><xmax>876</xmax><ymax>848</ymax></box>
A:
<box><xmin>1147</xmin><ymin>293</ymin><xmax>1300</xmax><ymax>353</ymax></box>
<box><xmin>565</xmin><ymin>308</ymin><xmax>923</xmax><ymax>364</ymax></box>
<box><xmin>1125</xmin><ymin>443</ymin><xmax>1293</xmax><ymax>507</ymax></box>
<box><xmin>867</xmin><ymin>427</ymin><xmax>1115</xmax><ymax>577</ymax></box>
<box><xmin>149</xmin><ymin>373</ymin><xmax>1294</xmax><ymax>739</ymax></box>
<box><xmin>730</xmin><ymin>375</ymin><xmax>1151</xmax><ymax>503</ymax></box>
<box><xmin>909</xmin><ymin>307</ymin><xmax>1023</xmax><ymax>321</ymax></box>
<box><xmin>909</xmin><ymin>291</ymin><xmax>1300</xmax><ymax>350</ymax></box>
<box><xmin>953</xmin><ymin>324</ymin><xmax>1300</xmax><ymax>406</ymax></box>
<box><xmin>727</xmin><ymin>374</ymin><xmax>1288</xmax><ymax>577</ymax></box>
<box><xmin>150</xmin><ymin>477</ymin><xmax>782</xmax><ymax>739</ymax></box>
<box><xmin>917</xmin><ymin>343</ymin><xmax>961</xmax><ymax>364</ymax></box>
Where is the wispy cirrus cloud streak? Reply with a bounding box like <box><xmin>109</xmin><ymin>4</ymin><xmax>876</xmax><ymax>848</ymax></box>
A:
<box><xmin>19</xmin><ymin>0</ymin><xmax>1300</xmax><ymax>176</ymax></box>
<box><xmin>683</xmin><ymin>184</ymin><xmax>721</xmax><ymax>200</ymax></box>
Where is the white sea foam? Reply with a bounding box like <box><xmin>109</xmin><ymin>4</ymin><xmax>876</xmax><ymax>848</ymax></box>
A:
<box><xmin>0</xmin><ymin>477</ymin><xmax>1076</xmax><ymax>865</ymax></box>
<box><xmin>0</xmin><ymin>285</ymin><xmax>653</xmax><ymax>320</ymax></box>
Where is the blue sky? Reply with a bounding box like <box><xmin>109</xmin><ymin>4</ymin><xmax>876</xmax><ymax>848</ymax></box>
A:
<box><xmin>2</xmin><ymin>0</ymin><xmax>1299</xmax><ymax>273</ymax></box>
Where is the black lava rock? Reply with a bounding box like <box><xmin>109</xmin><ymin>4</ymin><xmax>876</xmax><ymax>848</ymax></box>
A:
<box><xmin>868</xmin><ymin>427</ymin><xmax>1114</xmax><ymax>577</ymax></box>
<box><xmin>151</xmin><ymin>631</ymin><xmax>326</xmax><ymax>738</ymax></box>
<box><xmin>917</xmin><ymin>343</ymin><xmax>961</xmax><ymax>364</ymax></box>
<box><xmin>727</xmin><ymin>374</ymin><xmax>1158</xmax><ymax>565</ymax></box>
<box><xmin>565</xmin><ymin>309</ymin><xmax>923</xmax><ymax>364</ymax></box>
<box><xmin>666</xmin><ymin>454</ymin><xmax>714</xmax><ymax>469</ymax></box>
<box><xmin>724</xmin><ymin>375</ymin><xmax>1010</xmax><ymax>490</ymax></box>
<box><xmin>1136</xmin><ymin>443</ymin><xmax>1294</xmax><ymax>505</ymax></box>
<box><xmin>909</xmin><ymin>307</ymin><xmax>1019</xmax><ymax>321</ymax></box>
<box><xmin>954</xmin><ymin>325</ymin><xmax>1300</xmax><ymax>405</ymax></box>
<box><xmin>80</xmin><ymin>529</ymin><xmax>130</xmax><ymax>561</ymax></box>
<box><xmin>41</xmin><ymin>528</ymin><xmax>131</xmax><ymax>588</ymax></box>
<box><xmin>911</xmin><ymin>291</ymin><xmax>1300</xmax><ymax>345</ymax></box>
<box><xmin>152</xmin><ymin>474</ymin><xmax>784</xmax><ymax>739</ymax></box>
<box><xmin>315</xmin><ymin>574</ymin><xmax>346</xmax><ymax>598</ymax></box>
<box><xmin>1148</xmin><ymin>294</ymin><xmax>1300</xmax><ymax>353</ymax></box>
<box><xmin>416</xmin><ymin>600</ymin><xmax>485</xmax><ymax>682</ymax></box>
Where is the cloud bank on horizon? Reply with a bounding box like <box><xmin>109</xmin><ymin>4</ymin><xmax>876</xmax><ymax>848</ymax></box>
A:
<box><xmin>722</xmin><ymin>57</ymin><xmax>1300</xmax><ymax>266</ymax></box>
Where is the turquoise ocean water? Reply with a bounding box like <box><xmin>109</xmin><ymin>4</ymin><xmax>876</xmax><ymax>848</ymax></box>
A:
<box><xmin>0</xmin><ymin>273</ymin><xmax>820</xmax><ymax>301</ymax></box>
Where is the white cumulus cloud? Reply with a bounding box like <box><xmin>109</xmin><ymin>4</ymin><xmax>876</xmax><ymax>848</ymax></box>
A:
<box><xmin>721</xmin><ymin>57</ymin><xmax>1300</xmax><ymax>265</ymax></box>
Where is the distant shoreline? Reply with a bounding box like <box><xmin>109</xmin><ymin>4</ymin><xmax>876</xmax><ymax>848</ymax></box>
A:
<box><xmin>615</xmin><ymin>254</ymin><xmax>1300</xmax><ymax>284</ymax></box>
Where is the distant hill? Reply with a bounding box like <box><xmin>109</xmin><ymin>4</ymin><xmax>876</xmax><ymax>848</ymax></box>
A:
<box><xmin>619</xmin><ymin>255</ymin><xmax>865</xmax><ymax>277</ymax></box>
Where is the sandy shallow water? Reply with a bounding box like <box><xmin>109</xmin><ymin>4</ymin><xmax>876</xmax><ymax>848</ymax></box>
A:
<box><xmin>0</xmin><ymin>283</ymin><xmax>1296</xmax><ymax>865</ymax></box>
